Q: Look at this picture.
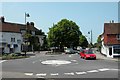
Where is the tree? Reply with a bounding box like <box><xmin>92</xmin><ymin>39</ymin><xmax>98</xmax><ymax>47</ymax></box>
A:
<box><xmin>97</xmin><ymin>34</ymin><xmax>102</xmax><ymax>52</ymax></box>
<box><xmin>47</xmin><ymin>19</ymin><xmax>82</xmax><ymax>49</ymax></box>
<box><xmin>79</xmin><ymin>35</ymin><xmax>88</xmax><ymax>48</ymax></box>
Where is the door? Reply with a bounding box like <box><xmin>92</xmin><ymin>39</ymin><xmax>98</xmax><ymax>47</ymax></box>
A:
<box><xmin>109</xmin><ymin>47</ymin><xmax>112</xmax><ymax>56</ymax></box>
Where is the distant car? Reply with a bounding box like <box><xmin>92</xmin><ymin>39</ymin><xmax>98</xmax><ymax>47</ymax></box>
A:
<box><xmin>64</xmin><ymin>48</ymin><xmax>75</xmax><ymax>54</ymax></box>
<box><xmin>77</xmin><ymin>49</ymin><xmax>84</xmax><ymax>54</ymax></box>
<box><xmin>80</xmin><ymin>50</ymin><xmax>96</xmax><ymax>60</ymax></box>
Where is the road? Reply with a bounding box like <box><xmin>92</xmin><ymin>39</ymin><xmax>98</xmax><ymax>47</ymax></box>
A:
<box><xmin>1</xmin><ymin>51</ymin><xmax>119</xmax><ymax>80</ymax></box>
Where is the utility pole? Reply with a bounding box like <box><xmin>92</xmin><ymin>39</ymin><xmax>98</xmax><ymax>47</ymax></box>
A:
<box><xmin>24</xmin><ymin>12</ymin><xmax>30</xmax><ymax>57</ymax></box>
<box><xmin>88</xmin><ymin>29</ymin><xmax>93</xmax><ymax>48</ymax></box>
<box><xmin>91</xmin><ymin>30</ymin><xmax>92</xmax><ymax>45</ymax></box>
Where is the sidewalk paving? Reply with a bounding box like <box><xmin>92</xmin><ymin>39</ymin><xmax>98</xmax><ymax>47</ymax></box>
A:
<box><xmin>95</xmin><ymin>51</ymin><xmax>119</xmax><ymax>62</ymax></box>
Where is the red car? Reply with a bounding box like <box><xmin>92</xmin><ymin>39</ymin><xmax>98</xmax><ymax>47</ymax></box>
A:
<box><xmin>80</xmin><ymin>50</ymin><xmax>96</xmax><ymax>60</ymax></box>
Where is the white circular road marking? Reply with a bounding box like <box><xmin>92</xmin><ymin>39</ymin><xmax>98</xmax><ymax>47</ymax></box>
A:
<box><xmin>41</xmin><ymin>60</ymin><xmax>71</xmax><ymax>65</ymax></box>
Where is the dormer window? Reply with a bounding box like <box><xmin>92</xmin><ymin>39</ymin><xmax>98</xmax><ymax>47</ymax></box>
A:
<box><xmin>117</xmin><ymin>34</ymin><xmax>120</xmax><ymax>40</ymax></box>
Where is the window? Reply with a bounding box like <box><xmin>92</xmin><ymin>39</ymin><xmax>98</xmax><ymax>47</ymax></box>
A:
<box><xmin>11</xmin><ymin>38</ymin><xmax>15</xmax><ymax>42</ymax></box>
<box><xmin>114</xmin><ymin>49</ymin><xmax>120</xmax><ymax>54</ymax></box>
<box><xmin>17</xmin><ymin>40</ymin><xmax>21</xmax><ymax>44</ymax></box>
<box><xmin>117</xmin><ymin>34</ymin><xmax>120</xmax><ymax>40</ymax></box>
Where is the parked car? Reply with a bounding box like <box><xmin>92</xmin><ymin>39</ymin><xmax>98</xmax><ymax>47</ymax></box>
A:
<box><xmin>80</xmin><ymin>50</ymin><xmax>96</xmax><ymax>60</ymax></box>
<box><xmin>64</xmin><ymin>48</ymin><xmax>75</xmax><ymax>54</ymax></box>
<box><xmin>77</xmin><ymin>49</ymin><xmax>84</xmax><ymax>54</ymax></box>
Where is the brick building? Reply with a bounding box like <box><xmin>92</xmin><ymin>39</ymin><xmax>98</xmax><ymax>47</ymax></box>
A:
<box><xmin>101</xmin><ymin>21</ymin><xmax>120</xmax><ymax>58</ymax></box>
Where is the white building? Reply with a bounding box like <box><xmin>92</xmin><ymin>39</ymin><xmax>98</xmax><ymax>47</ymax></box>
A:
<box><xmin>101</xmin><ymin>22</ymin><xmax>120</xmax><ymax>58</ymax></box>
<box><xmin>0</xmin><ymin>32</ymin><xmax>22</xmax><ymax>53</ymax></box>
<box><xmin>0</xmin><ymin>17</ymin><xmax>22</xmax><ymax>53</ymax></box>
<box><xmin>0</xmin><ymin>16</ymin><xmax>45</xmax><ymax>53</ymax></box>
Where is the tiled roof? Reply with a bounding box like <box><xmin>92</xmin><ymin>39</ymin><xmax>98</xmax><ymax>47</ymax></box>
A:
<box><xmin>0</xmin><ymin>21</ymin><xmax>39</xmax><ymax>33</ymax></box>
<box><xmin>104</xmin><ymin>23</ymin><xmax>120</xmax><ymax>34</ymax></box>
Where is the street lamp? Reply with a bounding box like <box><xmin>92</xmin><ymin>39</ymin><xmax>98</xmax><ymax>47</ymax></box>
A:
<box><xmin>88</xmin><ymin>30</ymin><xmax>93</xmax><ymax>47</ymax></box>
<box><xmin>24</xmin><ymin>12</ymin><xmax>30</xmax><ymax>56</ymax></box>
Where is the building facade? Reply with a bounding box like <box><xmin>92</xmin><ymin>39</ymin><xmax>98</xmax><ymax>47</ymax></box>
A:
<box><xmin>0</xmin><ymin>17</ymin><xmax>22</xmax><ymax>53</ymax></box>
<box><xmin>0</xmin><ymin>16</ymin><xmax>44</xmax><ymax>54</ymax></box>
<box><xmin>101</xmin><ymin>22</ymin><xmax>120</xmax><ymax>58</ymax></box>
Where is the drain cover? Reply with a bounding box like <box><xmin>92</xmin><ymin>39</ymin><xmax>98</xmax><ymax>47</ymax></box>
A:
<box><xmin>41</xmin><ymin>60</ymin><xmax>71</xmax><ymax>65</ymax></box>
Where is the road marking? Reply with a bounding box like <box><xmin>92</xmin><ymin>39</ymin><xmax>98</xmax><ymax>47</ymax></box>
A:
<box><xmin>64</xmin><ymin>72</ymin><xmax>74</xmax><ymax>75</ymax></box>
<box><xmin>110</xmin><ymin>69</ymin><xmax>119</xmax><ymax>71</ymax></box>
<box><xmin>24</xmin><ymin>73</ymin><xmax>33</xmax><ymax>76</ymax></box>
<box><xmin>71</xmin><ymin>60</ymin><xmax>77</xmax><ymax>62</ymax></box>
<box><xmin>69</xmin><ymin>55</ymin><xmax>72</xmax><ymax>57</ymax></box>
<box><xmin>98</xmin><ymin>68</ymin><xmax>110</xmax><ymax>71</ymax></box>
<box><xmin>37</xmin><ymin>76</ymin><xmax>45</xmax><ymax>78</ymax></box>
<box><xmin>87</xmin><ymin>70</ymin><xmax>99</xmax><ymax>73</ymax></box>
<box><xmin>36</xmin><ymin>73</ymin><xmax>47</xmax><ymax>76</ymax></box>
<box><xmin>50</xmin><ymin>73</ymin><xmax>59</xmax><ymax>76</ymax></box>
<box><xmin>0</xmin><ymin>60</ymin><xmax>6</xmax><ymax>63</ymax></box>
<box><xmin>76</xmin><ymin>72</ymin><xmax>87</xmax><ymax>75</ymax></box>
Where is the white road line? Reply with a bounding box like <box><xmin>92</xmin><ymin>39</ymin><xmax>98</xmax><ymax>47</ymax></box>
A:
<box><xmin>69</xmin><ymin>55</ymin><xmax>72</xmax><ymax>57</ymax></box>
<box><xmin>76</xmin><ymin>72</ymin><xmax>87</xmax><ymax>75</ymax></box>
<box><xmin>50</xmin><ymin>73</ymin><xmax>59</xmax><ymax>76</ymax></box>
<box><xmin>24</xmin><ymin>73</ymin><xmax>33</xmax><ymax>76</ymax></box>
<box><xmin>71</xmin><ymin>60</ymin><xmax>77</xmax><ymax>62</ymax></box>
<box><xmin>87</xmin><ymin>70</ymin><xmax>99</xmax><ymax>73</ymax></box>
<box><xmin>37</xmin><ymin>76</ymin><xmax>45</xmax><ymax>78</ymax></box>
<box><xmin>64</xmin><ymin>72</ymin><xmax>74</xmax><ymax>75</ymax></box>
<box><xmin>0</xmin><ymin>60</ymin><xmax>6</xmax><ymax>63</ymax></box>
<box><xmin>36</xmin><ymin>73</ymin><xmax>47</xmax><ymax>76</ymax></box>
<box><xmin>98</xmin><ymin>68</ymin><xmax>110</xmax><ymax>71</ymax></box>
<box><xmin>110</xmin><ymin>69</ymin><xmax>119</xmax><ymax>71</ymax></box>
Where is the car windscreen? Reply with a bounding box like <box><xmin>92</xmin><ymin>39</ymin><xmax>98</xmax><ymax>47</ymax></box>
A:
<box><xmin>85</xmin><ymin>50</ymin><xmax>94</xmax><ymax>54</ymax></box>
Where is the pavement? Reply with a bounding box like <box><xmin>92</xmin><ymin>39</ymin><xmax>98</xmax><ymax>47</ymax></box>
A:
<box><xmin>94</xmin><ymin>51</ymin><xmax>119</xmax><ymax>62</ymax></box>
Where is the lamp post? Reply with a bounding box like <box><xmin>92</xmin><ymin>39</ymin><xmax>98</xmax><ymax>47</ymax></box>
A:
<box><xmin>88</xmin><ymin>30</ymin><xmax>93</xmax><ymax>47</ymax></box>
<box><xmin>24</xmin><ymin>12</ymin><xmax>30</xmax><ymax>56</ymax></box>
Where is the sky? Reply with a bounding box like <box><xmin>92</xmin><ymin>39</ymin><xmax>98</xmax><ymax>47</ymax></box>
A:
<box><xmin>1</xmin><ymin>2</ymin><xmax>119</xmax><ymax>43</ymax></box>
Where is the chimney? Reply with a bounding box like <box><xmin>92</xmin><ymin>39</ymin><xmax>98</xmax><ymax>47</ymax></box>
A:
<box><xmin>110</xmin><ymin>21</ymin><xmax>111</xmax><ymax>23</ymax></box>
<box><xmin>112</xmin><ymin>20</ymin><xmax>114</xmax><ymax>23</ymax></box>
<box><xmin>27</xmin><ymin>22</ymin><xmax>29</xmax><ymax>25</ymax></box>
<box><xmin>0</xmin><ymin>16</ymin><xmax>5</xmax><ymax>22</ymax></box>
<box><xmin>30</xmin><ymin>22</ymin><xmax>34</xmax><ymax>27</ymax></box>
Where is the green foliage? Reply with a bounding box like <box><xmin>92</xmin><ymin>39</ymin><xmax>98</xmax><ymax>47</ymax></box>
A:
<box><xmin>79</xmin><ymin>35</ymin><xmax>88</xmax><ymax>48</ymax></box>
<box><xmin>29</xmin><ymin>36</ymin><xmax>40</xmax><ymax>51</ymax></box>
<box><xmin>96</xmin><ymin>34</ymin><xmax>102</xmax><ymax>51</ymax></box>
<box><xmin>48</xmin><ymin>19</ymin><xmax>82</xmax><ymax>48</ymax></box>
<box><xmin>23</xmin><ymin>33</ymin><xmax>32</xmax><ymax>39</ymax></box>
<box><xmin>35</xmin><ymin>29</ymin><xmax>45</xmax><ymax>35</ymax></box>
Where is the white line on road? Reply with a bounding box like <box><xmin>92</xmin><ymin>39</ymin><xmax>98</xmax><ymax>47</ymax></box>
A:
<box><xmin>75</xmin><ymin>72</ymin><xmax>87</xmax><ymax>75</ymax></box>
<box><xmin>87</xmin><ymin>70</ymin><xmax>99</xmax><ymax>73</ymax></box>
<box><xmin>110</xmin><ymin>69</ymin><xmax>119</xmax><ymax>71</ymax></box>
<box><xmin>69</xmin><ymin>55</ymin><xmax>72</xmax><ymax>57</ymax></box>
<box><xmin>50</xmin><ymin>73</ymin><xmax>59</xmax><ymax>76</ymax></box>
<box><xmin>37</xmin><ymin>76</ymin><xmax>45</xmax><ymax>78</ymax></box>
<box><xmin>36</xmin><ymin>73</ymin><xmax>47</xmax><ymax>76</ymax></box>
<box><xmin>98</xmin><ymin>68</ymin><xmax>110</xmax><ymax>71</ymax></box>
<box><xmin>24</xmin><ymin>73</ymin><xmax>33</xmax><ymax>76</ymax></box>
<box><xmin>64</xmin><ymin>72</ymin><xmax>74</xmax><ymax>75</ymax></box>
<box><xmin>0</xmin><ymin>60</ymin><xmax>6</xmax><ymax>63</ymax></box>
<box><xmin>71</xmin><ymin>60</ymin><xmax>77</xmax><ymax>62</ymax></box>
